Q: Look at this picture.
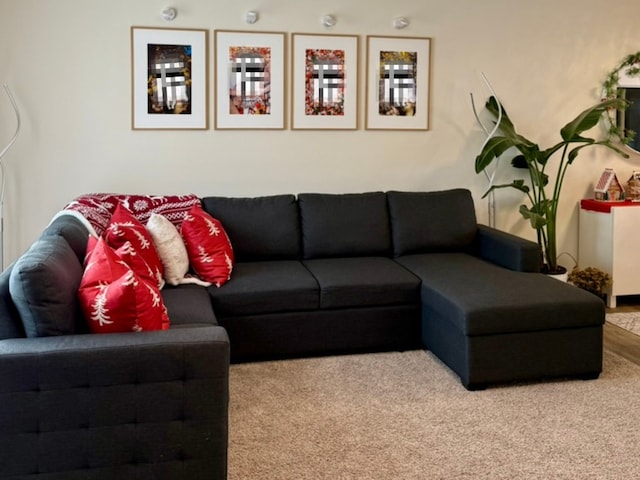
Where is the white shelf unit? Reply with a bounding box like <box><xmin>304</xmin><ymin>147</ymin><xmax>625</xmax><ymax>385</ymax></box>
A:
<box><xmin>578</xmin><ymin>200</ymin><xmax>640</xmax><ymax>308</ymax></box>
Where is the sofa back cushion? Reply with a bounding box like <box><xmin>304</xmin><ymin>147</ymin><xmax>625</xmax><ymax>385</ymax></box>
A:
<box><xmin>387</xmin><ymin>189</ymin><xmax>478</xmax><ymax>256</ymax></box>
<box><xmin>42</xmin><ymin>214</ymin><xmax>91</xmax><ymax>264</ymax></box>
<box><xmin>201</xmin><ymin>195</ymin><xmax>301</xmax><ymax>261</ymax></box>
<box><xmin>9</xmin><ymin>235</ymin><xmax>85</xmax><ymax>337</ymax></box>
<box><xmin>0</xmin><ymin>266</ymin><xmax>25</xmax><ymax>339</ymax></box>
<box><xmin>298</xmin><ymin>192</ymin><xmax>391</xmax><ymax>259</ymax></box>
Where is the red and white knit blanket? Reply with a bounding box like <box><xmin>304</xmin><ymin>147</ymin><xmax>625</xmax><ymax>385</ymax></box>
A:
<box><xmin>60</xmin><ymin>193</ymin><xmax>201</xmax><ymax>237</ymax></box>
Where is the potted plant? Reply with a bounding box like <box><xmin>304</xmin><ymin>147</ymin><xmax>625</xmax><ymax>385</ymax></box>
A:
<box><xmin>475</xmin><ymin>96</ymin><xmax>629</xmax><ymax>274</ymax></box>
<box><xmin>567</xmin><ymin>266</ymin><xmax>612</xmax><ymax>297</ymax></box>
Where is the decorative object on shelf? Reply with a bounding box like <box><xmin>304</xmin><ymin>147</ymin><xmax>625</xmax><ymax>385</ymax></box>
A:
<box><xmin>161</xmin><ymin>7</ymin><xmax>177</xmax><ymax>22</ymax></box>
<box><xmin>475</xmin><ymin>95</ymin><xmax>629</xmax><ymax>275</ymax></box>
<box><xmin>291</xmin><ymin>33</ymin><xmax>359</xmax><ymax>130</ymax></box>
<box><xmin>602</xmin><ymin>51</ymin><xmax>640</xmax><ymax>150</ymax></box>
<box><xmin>0</xmin><ymin>85</ymin><xmax>20</xmax><ymax>269</ymax></box>
<box><xmin>245</xmin><ymin>11</ymin><xmax>259</xmax><ymax>25</ymax></box>
<box><xmin>131</xmin><ymin>27</ymin><xmax>209</xmax><ymax>130</ymax></box>
<box><xmin>321</xmin><ymin>15</ymin><xmax>337</xmax><ymax>28</ymax></box>
<box><xmin>567</xmin><ymin>266</ymin><xmax>612</xmax><ymax>297</ymax></box>
<box><xmin>594</xmin><ymin>168</ymin><xmax>625</xmax><ymax>201</ymax></box>
<box><xmin>625</xmin><ymin>171</ymin><xmax>640</xmax><ymax>201</ymax></box>
<box><xmin>365</xmin><ymin>35</ymin><xmax>431</xmax><ymax>131</ymax></box>
<box><xmin>214</xmin><ymin>30</ymin><xmax>286</xmax><ymax>130</ymax></box>
<box><xmin>393</xmin><ymin>17</ymin><xmax>410</xmax><ymax>29</ymax></box>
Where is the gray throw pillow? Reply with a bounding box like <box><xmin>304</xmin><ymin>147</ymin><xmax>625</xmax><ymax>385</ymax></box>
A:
<box><xmin>9</xmin><ymin>235</ymin><xmax>84</xmax><ymax>337</ymax></box>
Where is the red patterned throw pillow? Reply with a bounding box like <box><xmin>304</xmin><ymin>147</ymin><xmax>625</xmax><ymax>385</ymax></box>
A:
<box><xmin>78</xmin><ymin>238</ymin><xmax>170</xmax><ymax>334</ymax></box>
<box><xmin>104</xmin><ymin>204</ymin><xmax>164</xmax><ymax>289</ymax></box>
<box><xmin>180</xmin><ymin>205</ymin><xmax>234</xmax><ymax>287</ymax></box>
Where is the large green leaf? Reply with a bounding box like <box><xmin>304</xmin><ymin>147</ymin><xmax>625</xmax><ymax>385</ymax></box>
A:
<box><xmin>600</xmin><ymin>140</ymin><xmax>631</xmax><ymax>159</ymax></box>
<box><xmin>567</xmin><ymin>139</ymin><xmax>630</xmax><ymax>164</ymax></box>
<box><xmin>519</xmin><ymin>204</ymin><xmax>547</xmax><ymax>229</ymax></box>
<box><xmin>532</xmin><ymin>170</ymin><xmax>549</xmax><ymax>188</ymax></box>
<box><xmin>484</xmin><ymin>97</ymin><xmax>537</xmax><ymax>149</ymax></box>
<box><xmin>560</xmin><ymin>98</ymin><xmax>626</xmax><ymax>142</ymax></box>
<box><xmin>485</xmin><ymin>96</ymin><xmax>516</xmax><ymax>135</ymax></box>
<box><xmin>476</xmin><ymin>127</ymin><xmax>538</xmax><ymax>175</ymax></box>
<box><xmin>481</xmin><ymin>180</ymin><xmax>529</xmax><ymax>199</ymax></box>
<box><xmin>510</xmin><ymin>154</ymin><xmax>528</xmax><ymax>169</ymax></box>
<box><xmin>475</xmin><ymin>136</ymin><xmax>515</xmax><ymax>173</ymax></box>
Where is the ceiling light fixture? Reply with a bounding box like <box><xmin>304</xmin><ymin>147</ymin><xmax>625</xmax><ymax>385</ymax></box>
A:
<box><xmin>393</xmin><ymin>16</ymin><xmax>410</xmax><ymax>29</ymax></box>
<box><xmin>245</xmin><ymin>11</ymin><xmax>259</xmax><ymax>24</ymax></box>
<box><xmin>161</xmin><ymin>7</ymin><xmax>177</xmax><ymax>22</ymax></box>
<box><xmin>322</xmin><ymin>14</ymin><xmax>337</xmax><ymax>28</ymax></box>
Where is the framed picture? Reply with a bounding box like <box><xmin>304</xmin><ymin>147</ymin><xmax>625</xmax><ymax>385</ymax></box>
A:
<box><xmin>365</xmin><ymin>36</ymin><xmax>432</xmax><ymax>131</ymax></box>
<box><xmin>131</xmin><ymin>27</ymin><xmax>208</xmax><ymax>130</ymax></box>
<box><xmin>291</xmin><ymin>33</ymin><xmax>359</xmax><ymax>130</ymax></box>
<box><xmin>214</xmin><ymin>30</ymin><xmax>286</xmax><ymax>130</ymax></box>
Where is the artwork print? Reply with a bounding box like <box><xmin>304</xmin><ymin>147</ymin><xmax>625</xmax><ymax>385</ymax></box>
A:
<box><xmin>214</xmin><ymin>30</ymin><xmax>285</xmax><ymax>129</ymax></box>
<box><xmin>365</xmin><ymin>36</ymin><xmax>430</xmax><ymax>130</ymax></box>
<box><xmin>228</xmin><ymin>46</ymin><xmax>272</xmax><ymax>115</ymax></box>
<box><xmin>378</xmin><ymin>51</ymin><xmax>417</xmax><ymax>117</ymax></box>
<box><xmin>305</xmin><ymin>49</ymin><xmax>345</xmax><ymax>116</ymax></box>
<box><xmin>147</xmin><ymin>43</ymin><xmax>192</xmax><ymax>115</ymax></box>
<box><xmin>291</xmin><ymin>33</ymin><xmax>358</xmax><ymax>130</ymax></box>
<box><xmin>132</xmin><ymin>27</ymin><xmax>208</xmax><ymax>130</ymax></box>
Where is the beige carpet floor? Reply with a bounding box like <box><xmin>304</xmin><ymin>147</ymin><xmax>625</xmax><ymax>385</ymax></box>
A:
<box><xmin>607</xmin><ymin>311</ymin><xmax>640</xmax><ymax>336</ymax></box>
<box><xmin>229</xmin><ymin>348</ymin><xmax>640</xmax><ymax>479</ymax></box>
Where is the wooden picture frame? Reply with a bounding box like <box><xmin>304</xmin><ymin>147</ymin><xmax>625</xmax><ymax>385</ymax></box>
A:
<box><xmin>214</xmin><ymin>30</ymin><xmax>286</xmax><ymax>130</ymax></box>
<box><xmin>131</xmin><ymin>27</ymin><xmax>208</xmax><ymax>130</ymax></box>
<box><xmin>365</xmin><ymin>35</ymin><xmax>431</xmax><ymax>131</ymax></box>
<box><xmin>291</xmin><ymin>33</ymin><xmax>359</xmax><ymax>130</ymax></box>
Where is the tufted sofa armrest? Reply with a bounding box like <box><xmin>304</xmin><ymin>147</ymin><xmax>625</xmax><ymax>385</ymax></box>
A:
<box><xmin>475</xmin><ymin>224</ymin><xmax>541</xmax><ymax>273</ymax></box>
<box><xmin>0</xmin><ymin>325</ymin><xmax>229</xmax><ymax>480</ymax></box>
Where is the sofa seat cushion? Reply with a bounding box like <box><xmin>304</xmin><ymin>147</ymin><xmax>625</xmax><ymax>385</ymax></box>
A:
<box><xmin>396</xmin><ymin>253</ymin><xmax>604</xmax><ymax>336</ymax></box>
<box><xmin>161</xmin><ymin>284</ymin><xmax>218</xmax><ymax>327</ymax></box>
<box><xmin>207</xmin><ymin>261</ymin><xmax>319</xmax><ymax>316</ymax></box>
<box><xmin>303</xmin><ymin>257</ymin><xmax>420</xmax><ymax>309</ymax></box>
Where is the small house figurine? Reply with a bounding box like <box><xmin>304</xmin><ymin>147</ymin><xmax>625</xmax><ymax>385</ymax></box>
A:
<box><xmin>625</xmin><ymin>171</ymin><xmax>640</xmax><ymax>202</ymax></box>
<box><xmin>594</xmin><ymin>168</ymin><xmax>625</xmax><ymax>201</ymax></box>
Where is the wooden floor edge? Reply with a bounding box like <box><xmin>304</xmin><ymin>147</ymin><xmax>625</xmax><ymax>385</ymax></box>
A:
<box><xmin>604</xmin><ymin>321</ymin><xmax>640</xmax><ymax>366</ymax></box>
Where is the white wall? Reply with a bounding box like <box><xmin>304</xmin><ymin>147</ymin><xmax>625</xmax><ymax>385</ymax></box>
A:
<box><xmin>0</xmin><ymin>0</ymin><xmax>638</xmax><ymax>266</ymax></box>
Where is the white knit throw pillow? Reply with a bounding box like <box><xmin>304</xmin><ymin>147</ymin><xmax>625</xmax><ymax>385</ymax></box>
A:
<box><xmin>146</xmin><ymin>213</ymin><xmax>210</xmax><ymax>287</ymax></box>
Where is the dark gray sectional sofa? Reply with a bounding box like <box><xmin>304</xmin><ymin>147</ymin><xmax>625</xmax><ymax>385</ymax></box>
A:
<box><xmin>203</xmin><ymin>189</ymin><xmax>604</xmax><ymax>388</ymax></box>
<box><xmin>0</xmin><ymin>188</ymin><xmax>605</xmax><ymax>480</ymax></box>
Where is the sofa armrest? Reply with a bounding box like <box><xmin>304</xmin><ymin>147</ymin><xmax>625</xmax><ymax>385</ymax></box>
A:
<box><xmin>0</xmin><ymin>325</ymin><xmax>229</xmax><ymax>479</ymax></box>
<box><xmin>475</xmin><ymin>224</ymin><xmax>541</xmax><ymax>272</ymax></box>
